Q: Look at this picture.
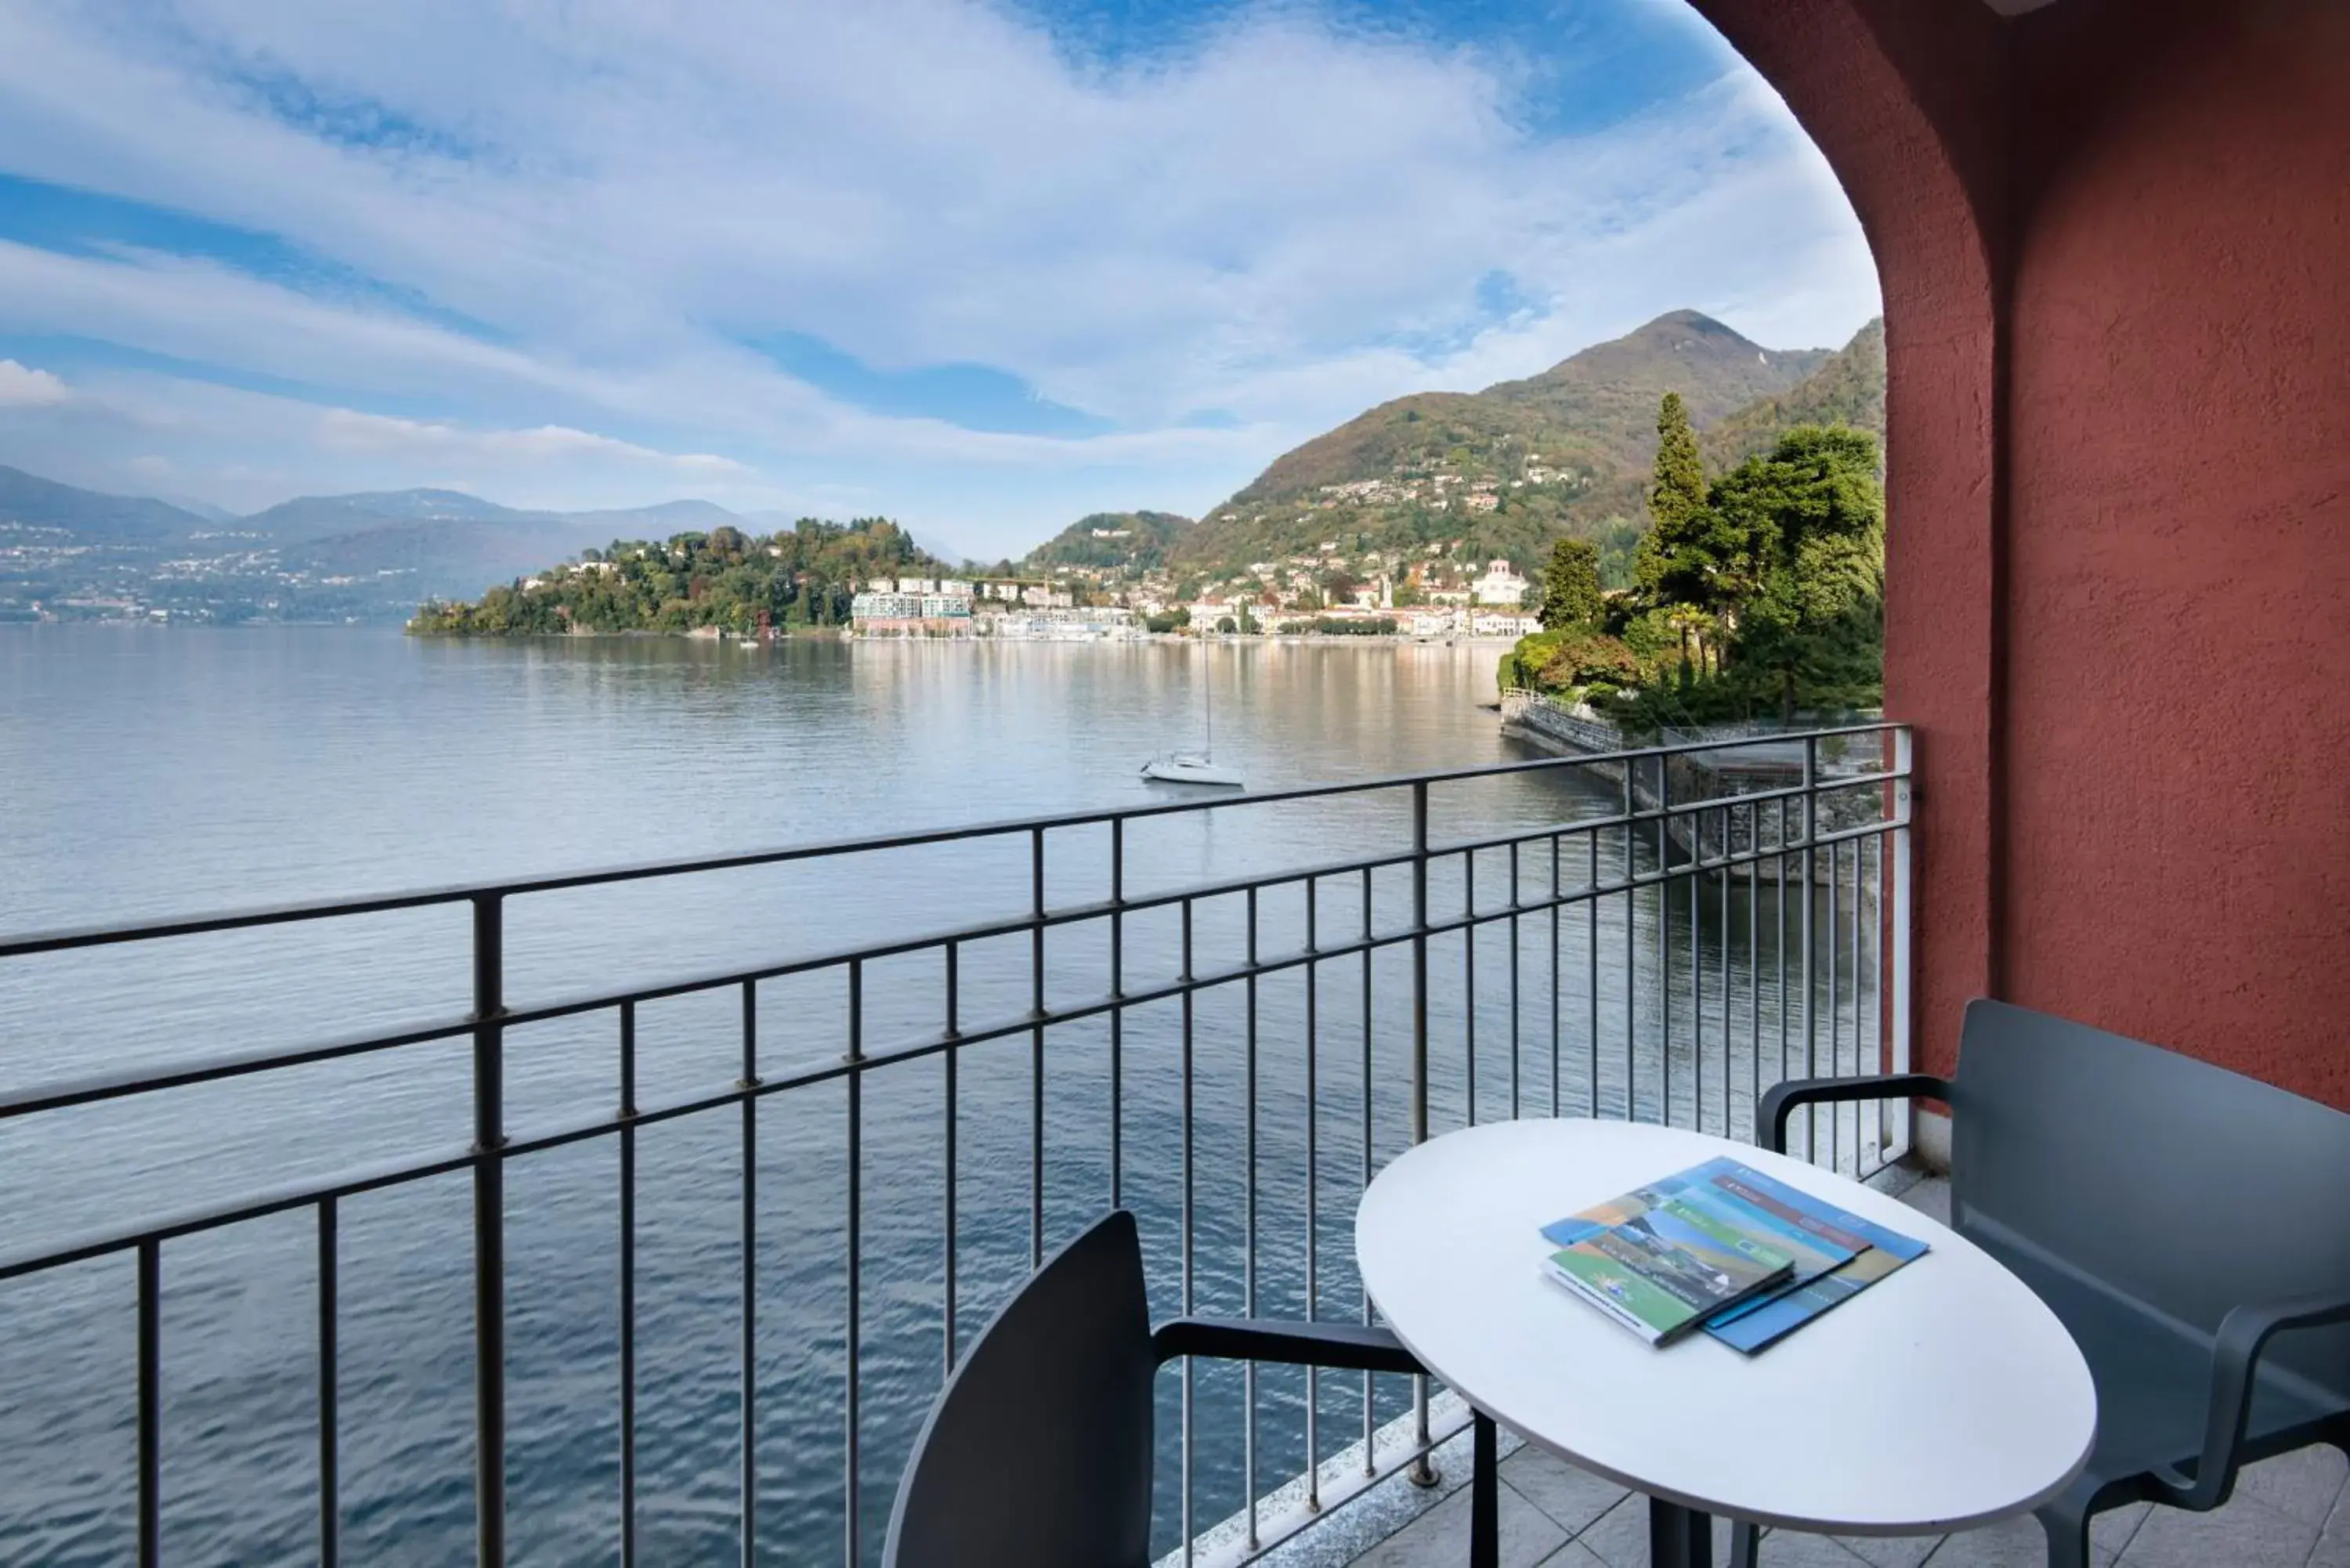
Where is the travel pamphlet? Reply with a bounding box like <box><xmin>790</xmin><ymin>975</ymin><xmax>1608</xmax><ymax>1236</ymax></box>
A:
<box><xmin>1540</xmin><ymin>1156</ymin><xmax>1926</xmax><ymax>1351</ymax></box>
<box><xmin>1541</xmin><ymin>1180</ymin><xmax>1805</xmax><ymax>1346</ymax></box>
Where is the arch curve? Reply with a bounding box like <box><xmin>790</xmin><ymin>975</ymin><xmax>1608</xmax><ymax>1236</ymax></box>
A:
<box><xmin>1687</xmin><ymin>0</ymin><xmax>2008</xmax><ymax>1083</ymax></box>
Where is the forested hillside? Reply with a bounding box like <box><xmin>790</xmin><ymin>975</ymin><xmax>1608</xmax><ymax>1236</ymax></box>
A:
<box><xmin>407</xmin><ymin>518</ymin><xmax>949</xmax><ymax>635</ymax></box>
<box><xmin>1020</xmin><ymin>511</ymin><xmax>1194</xmax><ymax>573</ymax></box>
<box><xmin>1166</xmin><ymin>311</ymin><xmax>1849</xmax><ymax>579</ymax></box>
<box><xmin>1701</xmin><ymin>317</ymin><xmax>1884</xmax><ymax>471</ymax></box>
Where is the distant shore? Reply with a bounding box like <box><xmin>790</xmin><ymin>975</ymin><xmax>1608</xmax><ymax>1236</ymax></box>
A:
<box><xmin>404</xmin><ymin>622</ymin><xmax>1524</xmax><ymax>649</ymax></box>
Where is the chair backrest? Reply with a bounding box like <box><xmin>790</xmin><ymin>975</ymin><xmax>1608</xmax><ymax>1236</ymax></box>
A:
<box><xmin>1950</xmin><ymin>999</ymin><xmax>2350</xmax><ymax>1399</ymax></box>
<box><xmin>883</xmin><ymin>1209</ymin><xmax>1158</xmax><ymax>1568</ymax></box>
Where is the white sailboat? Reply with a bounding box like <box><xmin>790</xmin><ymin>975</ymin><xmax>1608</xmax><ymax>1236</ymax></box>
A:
<box><xmin>1141</xmin><ymin>646</ymin><xmax>1244</xmax><ymax>787</ymax></box>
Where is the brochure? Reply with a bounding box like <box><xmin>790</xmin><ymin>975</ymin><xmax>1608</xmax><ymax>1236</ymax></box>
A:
<box><xmin>1541</xmin><ymin>1155</ymin><xmax>1926</xmax><ymax>1353</ymax></box>
<box><xmin>1542</xmin><ymin>1180</ymin><xmax>1800</xmax><ymax>1345</ymax></box>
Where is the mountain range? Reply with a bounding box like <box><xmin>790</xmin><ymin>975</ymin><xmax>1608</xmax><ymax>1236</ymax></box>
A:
<box><xmin>1241</xmin><ymin>309</ymin><xmax>1829</xmax><ymax>507</ymax></box>
<box><xmin>0</xmin><ymin>471</ymin><xmax>877</xmax><ymax>620</ymax></box>
<box><xmin>1159</xmin><ymin>309</ymin><xmax>1882</xmax><ymax>576</ymax></box>
<box><xmin>0</xmin><ymin>309</ymin><xmax>1884</xmax><ymax>622</ymax></box>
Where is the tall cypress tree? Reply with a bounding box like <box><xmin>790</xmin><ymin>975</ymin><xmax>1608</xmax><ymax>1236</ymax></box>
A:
<box><xmin>1650</xmin><ymin>391</ymin><xmax>1706</xmax><ymax>537</ymax></box>
<box><xmin>1538</xmin><ymin>537</ymin><xmax>1603</xmax><ymax>633</ymax></box>
<box><xmin>1634</xmin><ymin>392</ymin><xmax>1716</xmax><ymax>611</ymax></box>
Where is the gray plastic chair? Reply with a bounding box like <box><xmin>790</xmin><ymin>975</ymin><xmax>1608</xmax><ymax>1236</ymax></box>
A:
<box><xmin>884</xmin><ymin>1208</ymin><xmax>1499</xmax><ymax>1568</ymax></box>
<box><xmin>1755</xmin><ymin>998</ymin><xmax>2350</xmax><ymax>1568</ymax></box>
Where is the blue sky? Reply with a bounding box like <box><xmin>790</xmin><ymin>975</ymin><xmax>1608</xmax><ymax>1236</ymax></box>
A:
<box><xmin>0</xmin><ymin>0</ymin><xmax>1877</xmax><ymax>560</ymax></box>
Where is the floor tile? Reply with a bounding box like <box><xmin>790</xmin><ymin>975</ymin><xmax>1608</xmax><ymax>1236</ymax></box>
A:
<box><xmin>2091</xmin><ymin>1503</ymin><xmax>2154</xmax><ymax>1558</ymax></box>
<box><xmin>2310</xmin><ymin>1484</ymin><xmax>2350</xmax><ymax>1568</ymax></box>
<box><xmin>1864</xmin><ymin>1162</ymin><xmax>1927</xmax><ymax>1202</ymax></box>
<box><xmin>1748</xmin><ymin>1526</ymin><xmax>1875</xmax><ymax>1566</ymax></box>
<box><xmin>1574</xmin><ymin>1494</ymin><xmax>1737</xmax><ymax>1568</ymax></box>
<box><xmin>1895</xmin><ymin>1176</ymin><xmax>1950</xmax><ymax>1227</ymax></box>
<box><xmin>1347</xmin><ymin>1476</ymin><xmax>1569</xmax><ymax>1568</ymax></box>
<box><xmin>2114</xmin><ymin>1491</ymin><xmax>2316</xmax><ymax>1567</ymax></box>
<box><xmin>1832</xmin><ymin>1530</ymin><xmax>1941</xmax><ymax>1567</ymax></box>
<box><xmin>1922</xmin><ymin>1512</ymin><xmax>2117</xmax><ymax>1566</ymax></box>
<box><xmin>2237</xmin><ymin>1444</ymin><xmax>2349</xmax><ymax>1529</ymax></box>
<box><xmin>1500</xmin><ymin>1447</ymin><xmax>1630</xmax><ymax>1537</ymax></box>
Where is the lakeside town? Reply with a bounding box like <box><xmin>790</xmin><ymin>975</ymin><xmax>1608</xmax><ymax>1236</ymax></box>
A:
<box><xmin>836</xmin><ymin>542</ymin><xmax>1542</xmax><ymax>641</ymax></box>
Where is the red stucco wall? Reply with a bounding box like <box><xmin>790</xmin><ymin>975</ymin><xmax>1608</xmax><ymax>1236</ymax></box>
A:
<box><xmin>1692</xmin><ymin>0</ymin><xmax>2009</xmax><ymax>1100</ymax></box>
<box><xmin>1691</xmin><ymin>0</ymin><xmax>2350</xmax><ymax>1109</ymax></box>
<box><xmin>2001</xmin><ymin>0</ymin><xmax>2350</xmax><ymax>1108</ymax></box>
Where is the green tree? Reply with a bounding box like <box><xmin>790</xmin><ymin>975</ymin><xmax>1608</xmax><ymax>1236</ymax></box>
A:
<box><xmin>1709</xmin><ymin>425</ymin><xmax>1885</xmax><ymax>716</ymax></box>
<box><xmin>407</xmin><ymin>515</ymin><xmax>948</xmax><ymax>639</ymax></box>
<box><xmin>1537</xmin><ymin>537</ymin><xmax>1604</xmax><ymax>634</ymax></box>
<box><xmin>1633</xmin><ymin>393</ymin><xmax>1712</xmax><ymax>603</ymax></box>
<box><xmin>1590</xmin><ymin>518</ymin><xmax>1642</xmax><ymax>591</ymax></box>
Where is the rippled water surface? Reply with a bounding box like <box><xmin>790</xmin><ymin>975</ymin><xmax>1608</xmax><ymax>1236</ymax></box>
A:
<box><xmin>0</xmin><ymin>628</ymin><xmax>1871</xmax><ymax>1565</ymax></box>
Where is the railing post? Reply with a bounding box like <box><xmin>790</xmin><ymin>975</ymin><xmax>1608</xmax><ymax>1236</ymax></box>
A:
<box><xmin>1030</xmin><ymin>827</ymin><xmax>1046</xmax><ymax>1272</ymax></box>
<box><xmin>1800</xmin><ymin>737</ymin><xmax>1819</xmax><ymax>1163</ymax></box>
<box><xmin>742</xmin><ymin>980</ymin><xmax>760</xmax><ymax>1568</ymax></box>
<box><xmin>619</xmin><ymin>1002</ymin><xmax>638</xmax><ymax>1568</ymax></box>
<box><xmin>320</xmin><ymin>1197</ymin><xmax>340</xmax><ymax>1568</ymax></box>
<box><xmin>470</xmin><ymin>894</ymin><xmax>506</xmax><ymax>1568</ymax></box>
<box><xmin>1109</xmin><ymin>817</ymin><xmax>1124</xmax><ymax>1210</ymax></box>
<box><xmin>1410</xmin><ymin>779</ymin><xmax>1430</xmax><ymax>1146</ymax></box>
<box><xmin>1888</xmin><ymin>727</ymin><xmax>1915</xmax><ymax>1159</ymax></box>
<box><xmin>138</xmin><ymin>1238</ymin><xmax>160</xmax><ymax>1568</ymax></box>
<box><xmin>1408</xmin><ymin>779</ymin><xmax>1435</xmax><ymax>1485</ymax></box>
<box><xmin>942</xmin><ymin>943</ymin><xmax>960</xmax><ymax>1371</ymax></box>
<box><xmin>1656</xmin><ymin>755</ymin><xmax>1671</xmax><ymax>1128</ymax></box>
<box><xmin>844</xmin><ymin>960</ymin><xmax>862</xmax><ymax>1568</ymax></box>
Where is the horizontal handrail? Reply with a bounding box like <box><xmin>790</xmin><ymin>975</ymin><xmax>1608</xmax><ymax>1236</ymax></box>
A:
<box><xmin>0</xmin><ymin>809</ymin><xmax>1903</xmax><ymax>1271</ymax></box>
<box><xmin>0</xmin><ymin>806</ymin><xmax>1900</xmax><ymax>1126</ymax></box>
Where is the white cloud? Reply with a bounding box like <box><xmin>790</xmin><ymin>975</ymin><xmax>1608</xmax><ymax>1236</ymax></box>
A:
<box><xmin>0</xmin><ymin>0</ymin><xmax>1880</xmax><ymax>553</ymax></box>
<box><xmin>0</xmin><ymin>358</ymin><xmax>70</xmax><ymax>406</ymax></box>
<box><xmin>314</xmin><ymin>408</ymin><xmax>747</xmax><ymax>474</ymax></box>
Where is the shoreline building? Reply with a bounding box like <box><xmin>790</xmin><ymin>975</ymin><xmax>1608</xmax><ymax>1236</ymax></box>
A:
<box><xmin>980</xmin><ymin>606</ymin><xmax>1143</xmax><ymax>641</ymax></box>
<box><xmin>849</xmin><ymin>588</ymin><xmax>976</xmax><ymax>637</ymax></box>
<box><xmin>1472</xmin><ymin>558</ymin><xmax>1530</xmax><ymax>607</ymax></box>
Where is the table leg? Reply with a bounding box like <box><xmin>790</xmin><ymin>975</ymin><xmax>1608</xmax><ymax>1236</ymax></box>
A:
<box><xmin>1649</xmin><ymin>1496</ymin><xmax>1714</xmax><ymax>1568</ymax></box>
<box><xmin>1470</xmin><ymin>1412</ymin><xmax>1498</xmax><ymax>1568</ymax></box>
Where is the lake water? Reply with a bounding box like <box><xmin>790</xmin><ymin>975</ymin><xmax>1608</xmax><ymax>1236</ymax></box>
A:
<box><xmin>0</xmin><ymin>627</ymin><xmax>1877</xmax><ymax>1566</ymax></box>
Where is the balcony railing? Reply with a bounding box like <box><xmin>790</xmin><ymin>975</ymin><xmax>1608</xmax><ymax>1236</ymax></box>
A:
<box><xmin>0</xmin><ymin>723</ymin><xmax>1911</xmax><ymax>1568</ymax></box>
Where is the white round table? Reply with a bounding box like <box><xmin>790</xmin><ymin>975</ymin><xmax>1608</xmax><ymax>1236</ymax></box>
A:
<box><xmin>1356</xmin><ymin>1120</ymin><xmax>2096</xmax><ymax>1567</ymax></box>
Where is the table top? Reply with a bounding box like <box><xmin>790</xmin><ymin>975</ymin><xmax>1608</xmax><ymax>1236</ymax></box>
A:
<box><xmin>1354</xmin><ymin>1119</ymin><xmax>2097</xmax><ymax>1536</ymax></box>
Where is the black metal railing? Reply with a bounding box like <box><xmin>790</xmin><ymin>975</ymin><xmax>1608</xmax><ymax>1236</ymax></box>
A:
<box><xmin>0</xmin><ymin>724</ymin><xmax>1911</xmax><ymax>1568</ymax></box>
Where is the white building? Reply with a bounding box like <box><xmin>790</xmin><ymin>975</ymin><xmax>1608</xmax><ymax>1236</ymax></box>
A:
<box><xmin>1186</xmin><ymin>599</ymin><xmax>1242</xmax><ymax>630</ymax></box>
<box><xmin>1472</xmin><ymin>610</ymin><xmax>1541</xmax><ymax>638</ymax></box>
<box><xmin>983</xmin><ymin>607</ymin><xmax>1142</xmax><ymax>641</ymax></box>
<box><xmin>1472</xmin><ymin>558</ymin><xmax>1530</xmax><ymax>606</ymax></box>
<box><xmin>851</xmin><ymin>591</ymin><xmax>975</xmax><ymax>631</ymax></box>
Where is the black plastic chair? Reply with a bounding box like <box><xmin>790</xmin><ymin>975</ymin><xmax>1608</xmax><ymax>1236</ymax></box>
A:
<box><xmin>884</xmin><ymin>1208</ymin><xmax>1499</xmax><ymax>1568</ymax></box>
<box><xmin>1754</xmin><ymin>998</ymin><xmax>2350</xmax><ymax>1568</ymax></box>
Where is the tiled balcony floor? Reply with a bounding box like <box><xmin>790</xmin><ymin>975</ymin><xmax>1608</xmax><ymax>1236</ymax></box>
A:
<box><xmin>1321</xmin><ymin>1174</ymin><xmax>2350</xmax><ymax>1568</ymax></box>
